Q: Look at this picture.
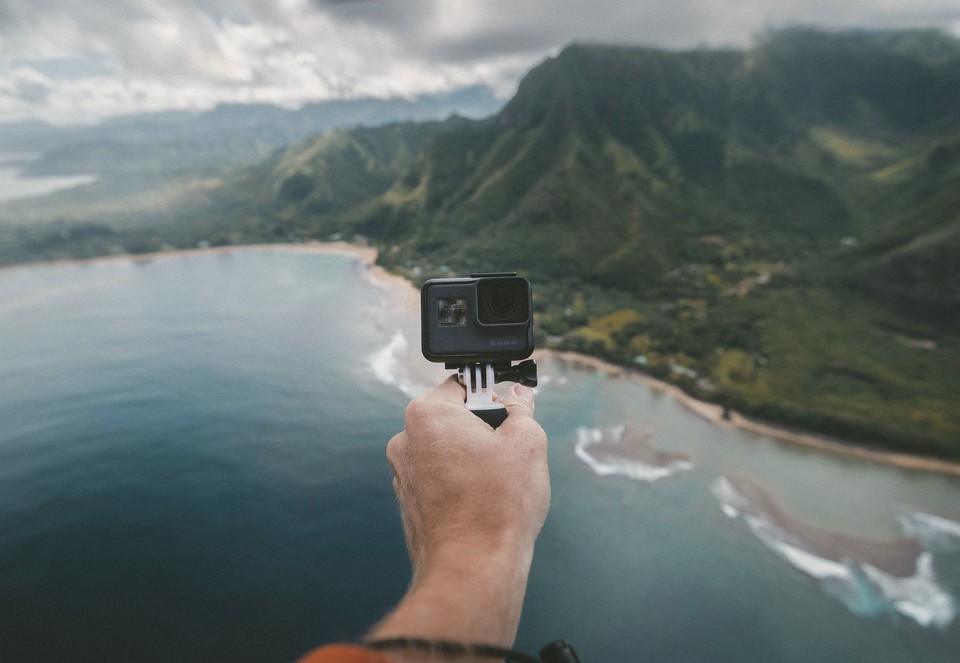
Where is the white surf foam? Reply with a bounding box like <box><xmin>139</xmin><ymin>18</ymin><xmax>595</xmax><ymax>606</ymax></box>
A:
<box><xmin>745</xmin><ymin>514</ymin><xmax>849</xmax><ymax>580</ymax></box>
<box><xmin>366</xmin><ymin>328</ymin><xmax>432</xmax><ymax>398</ymax></box>
<box><xmin>899</xmin><ymin>512</ymin><xmax>960</xmax><ymax>553</ymax></box>
<box><xmin>711</xmin><ymin>477</ymin><xmax>958</xmax><ymax>628</ymax></box>
<box><xmin>711</xmin><ymin>476</ymin><xmax>747</xmax><ymax>518</ymax></box>
<box><xmin>861</xmin><ymin>553</ymin><xmax>957</xmax><ymax>628</ymax></box>
<box><xmin>574</xmin><ymin>426</ymin><xmax>692</xmax><ymax>483</ymax></box>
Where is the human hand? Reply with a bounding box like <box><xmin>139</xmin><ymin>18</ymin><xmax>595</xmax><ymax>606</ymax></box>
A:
<box><xmin>373</xmin><ymin>376</ymin><xmax>550</xmax><ymax>645</ymax></box>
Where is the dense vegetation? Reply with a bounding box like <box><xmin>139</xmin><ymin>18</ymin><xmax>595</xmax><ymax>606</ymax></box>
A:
<box><xmin>2</xmin><ymin>28</ymin><xmax>959</xmax><ymax>460</ymax></box>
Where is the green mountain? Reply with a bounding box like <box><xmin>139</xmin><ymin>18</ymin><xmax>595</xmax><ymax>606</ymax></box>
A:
<box><xmin>196</xmin><ymin>121</ymin><xmax>446</xmax><ymax>246</ymax></box>
<box><xmin>6</xmin><ymin>28</ymin><xmax>960</xmax><ymax>460</ymax></box>
<box><xmin>359</xmin><ymin>29</ymin><xmax>960</xmax><ymax>307</ymax></box>
<box><xmin>256</xmin><ymin>28</ymin><xmax>960</xmax><ymax>459</ymax></box>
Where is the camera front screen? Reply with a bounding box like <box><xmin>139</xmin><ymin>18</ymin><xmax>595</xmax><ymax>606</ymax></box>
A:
<box><xmin>438</xmin><ymin>298</ymin><xmax>467</xmax><ymax>326</ymax></box>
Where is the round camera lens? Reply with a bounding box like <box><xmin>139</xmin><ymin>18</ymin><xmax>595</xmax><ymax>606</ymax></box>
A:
<box><xmin>488</xmin><ymin>288</ymin><xmax>518</xmax><ymax>318</ymax></box>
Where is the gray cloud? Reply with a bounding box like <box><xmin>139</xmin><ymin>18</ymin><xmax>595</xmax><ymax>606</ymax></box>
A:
<box><xmin>0</xmin><ymin>0</ymin><xmax>957</xmax><ymax>125</ymax></box>
<box><xmin>14</xmin><ymin>73</ymin><xmax>51</xmax><ymax>104</ymax></box>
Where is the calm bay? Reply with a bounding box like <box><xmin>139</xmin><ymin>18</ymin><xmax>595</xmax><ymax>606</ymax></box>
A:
<box><xmin>1</xmin><ymin>248</ymin><xmax>958</xmax><ymax>662</ymax></box>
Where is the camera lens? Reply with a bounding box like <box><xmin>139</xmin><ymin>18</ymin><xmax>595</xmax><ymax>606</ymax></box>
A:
<box><xmin>487</xmin><ymin>288</ymin><xmax>518</xmax><ymax>319</ymax></box>
<box><xmin>477</xmin><ymin>276</ymin><xmax>530</xmax><ymax>325</ymax></box>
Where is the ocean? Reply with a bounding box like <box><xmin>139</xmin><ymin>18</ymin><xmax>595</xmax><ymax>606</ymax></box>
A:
<box><xmin>1</xmin><ymin>248</ymin><xmax>958</xmax><ymax>662</ymax></box>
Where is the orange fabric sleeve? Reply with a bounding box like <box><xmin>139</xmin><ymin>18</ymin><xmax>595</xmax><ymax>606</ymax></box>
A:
<box><xmin>297</xmin><ymin>643</ymin><xmax>391</xmax><ymax>663</ymax></box>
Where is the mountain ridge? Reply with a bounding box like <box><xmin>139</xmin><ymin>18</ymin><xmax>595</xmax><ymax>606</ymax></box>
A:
<box><xmin>335</xmin><ymin>29</ymin><xmax>960</xmax><ymax>458</ymax></box>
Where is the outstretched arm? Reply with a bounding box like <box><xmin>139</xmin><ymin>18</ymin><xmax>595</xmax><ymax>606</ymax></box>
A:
<box><xmin>370</xmin><ymin>376</ymin><xmax>551</xmax><ymax>647</ymax></box>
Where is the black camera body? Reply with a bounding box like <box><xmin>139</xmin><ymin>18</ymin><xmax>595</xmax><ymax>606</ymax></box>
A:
<box><xmin>421</xmin><ymin>272</ymin><xmax>534</xmax><ymax>365</ymax></box>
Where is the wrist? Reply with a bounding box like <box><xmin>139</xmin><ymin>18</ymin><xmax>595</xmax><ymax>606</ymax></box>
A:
<box><xmin>371</xmin><ymin>537</ymin><xmax>536</xmax><ymax>646</ymax></box>
<box><xmin>420</xmin><ymin>523</ymin><xmax>538</xmax><ymax>574</ymax></box>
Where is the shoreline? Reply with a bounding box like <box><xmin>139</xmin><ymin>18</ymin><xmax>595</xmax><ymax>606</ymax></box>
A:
<box><xmin>0</xmin><ymin>241</ymin><xmax>379</xmax><ymax>274</ymax></box>
<box><xmin>5</xmin><ymin>241</ymin><xmax>960</xmax><ymax>479</ymax></box>
<box><xmin>545</xmin><ymin>351</ymin><xmax>960</xmax><ymax>479</ymax></box>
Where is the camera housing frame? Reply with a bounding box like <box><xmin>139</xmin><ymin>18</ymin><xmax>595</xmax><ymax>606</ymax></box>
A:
<box><xmin>421</xmin><ymin>272</ymin><xmax>534</xmax><ymax>365</ymax></box>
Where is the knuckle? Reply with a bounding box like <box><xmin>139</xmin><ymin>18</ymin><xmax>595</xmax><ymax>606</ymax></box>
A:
<box><xmin>386</xmin><ymin>432</ymin><xmax>405</xmax><ymax>463</ymax></box>
<box><xmin>404</xmin><ymin>394</ymin><xmax>431</xmax><ymax>426</ymax></box>
<box><xmin>509</xmin><ymin>415</ymin><xmax>547</xmax><ymax>442</ymax></box>
<box><xmin>404</xmin><ymin>395</ymin><xmax>445</xmax><ymax>439</ymax></box>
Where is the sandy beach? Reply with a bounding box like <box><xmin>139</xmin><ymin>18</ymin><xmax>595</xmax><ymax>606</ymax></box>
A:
<box><xmin>6</xmin><ymin>240</ymin><xmax>960</xmax><ymax>479</ymax></box>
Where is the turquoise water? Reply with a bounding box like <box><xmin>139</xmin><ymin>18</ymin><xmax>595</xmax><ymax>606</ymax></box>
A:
<box><xmin>1</xmin><ymin>249</ymin><xmax>958</xmax><ymax>662</ymax></box>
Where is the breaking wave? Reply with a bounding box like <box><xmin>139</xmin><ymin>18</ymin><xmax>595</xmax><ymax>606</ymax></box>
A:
<box><xmin>899</xmin><ymin>512</ymin><xmax>960</xmax><ymax>553</ymax></box>
<box><xmin>712</xmin><ymin>477</ymin><xmax>958</xmax><ymax>628</ymax></box>
<box><xmin>366</xmin><ymin>329</ymin><xmax>431</xmax><ymax>398</ymax></box>
<box><xmin>574</xmin><ymin>425</ymin><xmax>693</xmax><ymax>483</ymax></box>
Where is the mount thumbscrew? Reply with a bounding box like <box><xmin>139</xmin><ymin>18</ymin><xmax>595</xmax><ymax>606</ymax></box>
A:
<box><xmin>493</xmin><ymin>359</ymin><xmax>538</xmax><ymax>388</ymax></box>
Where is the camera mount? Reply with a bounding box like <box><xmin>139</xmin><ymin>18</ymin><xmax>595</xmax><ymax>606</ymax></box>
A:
<box><xmin>451</xmin><ymin>359</ymin><xmax>538</xmax><ymax>429</ymax></box>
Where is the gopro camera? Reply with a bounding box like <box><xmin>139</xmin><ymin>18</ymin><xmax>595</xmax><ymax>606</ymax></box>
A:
<box><xmin>421</xmin><ymin>272</ymin><xmax>534</xmax><ymax>364</ymax></box>
<box><xmin>421</xmin><ymin>272</ymin><xmax>537</xmax><ymax>428</ymax></box>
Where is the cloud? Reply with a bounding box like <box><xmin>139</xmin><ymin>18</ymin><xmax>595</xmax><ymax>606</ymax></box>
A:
<box><xmin>10</xmin><ymin>66</ymin><xmax>53</xmax><ymax>104</ymax></box>
<box><xmin>0</xmin><ymin>0</ymin><xmax>957</xmax><ymax>125</ymax></box>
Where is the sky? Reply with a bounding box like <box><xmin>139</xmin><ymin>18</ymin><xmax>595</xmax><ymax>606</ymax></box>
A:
<box><xmin>1</xmin><ymin>0</ymin><xmax>958</xmax><ymax>126</ymax></box>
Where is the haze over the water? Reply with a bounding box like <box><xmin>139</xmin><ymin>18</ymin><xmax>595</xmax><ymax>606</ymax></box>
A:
<box><xmin>1</xmin><ymin>0</ymin><xmax>958</xmax><ymax>125</ymax></box>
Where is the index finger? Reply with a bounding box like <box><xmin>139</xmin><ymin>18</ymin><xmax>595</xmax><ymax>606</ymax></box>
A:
<box><xmin>427</xmin><ymin>374</ymin><xmax>467</xmax><ymax>405</ymax></box>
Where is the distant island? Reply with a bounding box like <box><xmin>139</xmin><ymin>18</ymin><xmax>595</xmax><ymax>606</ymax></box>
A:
<box><xmin>1</xmin><ymin>28</ymin><xmax>958</xmax><ymax>462</ymax></box>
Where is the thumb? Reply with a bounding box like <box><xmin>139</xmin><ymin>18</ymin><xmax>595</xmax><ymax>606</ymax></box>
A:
<box><xmin>500</xmin><ymin>383</ymin><xmax>536</xmax><ymax>417</ymax></box>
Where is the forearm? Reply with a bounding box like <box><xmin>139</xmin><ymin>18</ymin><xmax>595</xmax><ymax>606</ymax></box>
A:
<box><xmin>372</xmin><ymin>380</ymin><xmax>549</xmax><ymax>655</ymax></box>
<box><xmin>369</xmin><ymin>538</ymin><xmax>536</xmax><ymax>647</ymax></box>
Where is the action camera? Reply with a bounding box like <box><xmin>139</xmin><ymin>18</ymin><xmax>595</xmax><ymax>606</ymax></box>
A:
<box><xmin>421</xmin><ymin>272</ymin><xmax>534</xmax><ymax>365</ymax></box>
<box><xmin>420</xmin><ymin>272</ymin><xmax>537</xmax><ymax>429</ymax></box>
